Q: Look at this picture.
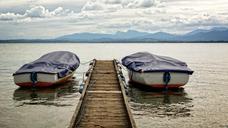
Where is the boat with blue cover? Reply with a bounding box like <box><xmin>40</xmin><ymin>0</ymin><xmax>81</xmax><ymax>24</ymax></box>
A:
<box><xmin>13</xmin><ymin>51</ymin><xmax>80</xmax><ymax>87</ymax></box>
<box><xmin>122</xmin><ymin>52</ymin><xmax>193</xmax><ymax>88</ymax></box>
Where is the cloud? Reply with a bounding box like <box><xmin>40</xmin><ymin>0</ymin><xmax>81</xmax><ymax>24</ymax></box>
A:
<box><xmin>25</xmin><ymin>6</ymin><xmax>72</xmax><ymax>17</ymax></box>
<box><xmin>81</xmin><ymin>0</ymin><xmax>161</xmax><ymax>12</ymax></box>
<box><xmin>81</xmin><ymin>1</ymin><xmax>104</xmax><ymax>11</ymax></box>
<box><xmin>0</xmin><ymin>12</ymin><xmax>23</xmax><ymax>21</ymax></box>
<box><xmin>0</xmin><ymin>0</ymin><xmax>28</xmax><ymax>8</ymax></box>
<box><xmin>125</xmin><ymin>0</ymin><xmax>160</xmax><ymax>8</ymax></box>
<box><xmin>25</xmin><ymin>6</ymin><xmax>48</xmax><ymax>18</ymax></box>
<box><xmin>104</xmin><ymin>0</ymin><xmax>122</xmax><ymax>4</ymax></box>
<box><xmin>0</xmin><ymin>6</ymin><xmax>73</xmax><ymax>21</ymax></box>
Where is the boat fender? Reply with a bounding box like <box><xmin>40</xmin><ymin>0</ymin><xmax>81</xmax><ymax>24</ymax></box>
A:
<box><xmin>125</xmin><ymin>89</ymin><xmax>128</xmax><ymax>95</ymax></box>
<box><xmin>79</xmin><ymin>83</ymin><xmax>84</xmax><ymax>94</ymax></box>
<box><xmin>116</xmin><ymin>60</ymin><xmax>120</xmax><ymax>64</ymax></box>
<box><xmin>30</xmin><ymin>72</ymin><xmax>37</xmax><ymax>87</ymax></box>
<box><xmin>123</xmin><ymin>82</ymin><xmax>128</xmax><ymax>89</ymax></box>
<box><xmin>118</xmin><ymin>73</ymin><xmax>126</xmax><ymax>83</ymax></box>
<box><xmin>122</xmin><ymin>77</ymin><xmax>126</xmax><ymax>83</ymax></box>
<box><xmin>122</xmin><ymin>79</ymin><xmax>128</xmax><ymax>95</ymax></box>
<box><xmin>89</xmin><ymin>62</ymin><xmax>93</xmax><ymax>66</ymax></box>
<box><xmin>85</xmin><ymin>70</ymin><xmax>90</xmax><ymax>77</ymax></box>
<box><xmin>163</xmin><ymin>72</ymin><xmax>171</xmax><ymax>89</ymax></box>
<box><xmin>119</xmin><ymin>71</ymin><xmax>123</xmax><ymax>75</ymax></box>
<box><xmin>120</xmin><ymin>74</ymin><xmax>125</xmax><ymax>80</ymax></box>
<box><xmin>118</xmin><ymin>65</ymin><xmax>122</xmax><ymax>70</ymax></box>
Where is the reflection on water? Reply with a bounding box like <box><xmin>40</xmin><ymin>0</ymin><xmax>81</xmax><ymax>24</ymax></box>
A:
<box><xmin>128</xmin><ymin>83</ymin><xmax>193</xmax><ymax>118</ymax></box>
<box><xmin>13</xmin><ymin>79</ymin><xmax>79</xmax><ymax>107</ymax></box>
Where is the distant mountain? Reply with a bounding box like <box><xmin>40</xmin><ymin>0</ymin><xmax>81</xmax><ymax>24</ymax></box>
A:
<box><xmin>57</xmin><ymin>33</ymin><xmax>112</xmax><ymax>41</ymax></box>
<box><xmin>181</xmin><ymin>27</ymin><xmax>228</xmax><ymax>41</ymax></box>
<box><xmin>137</xmin><ymin>32</ymin><xmax>177</xmax><ymax>41</ymax></box>
<box><xmin>55</xmin><ymin>27</ymin><xmax>228</xmax><ymax>42</ymax></box>
<box><xmin>56</xmin><ymin>30</ymin><xmax>150</xmax><ymax>41</ymax></box>
<box><xmin>113</xmin><ymin>30</ymin><xmax>149</xmax><ymax>39</ymax></box>
<box><xmin>185</xmin><ymin>29</ymin><xmax>211</xmax><ymax>36</ymax></box>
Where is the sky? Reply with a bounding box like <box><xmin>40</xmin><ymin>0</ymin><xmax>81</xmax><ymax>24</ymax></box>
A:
<box><xmin>0</xmin><ymin>0</ymin><xmax>228</xmax><ymax>39</ymax></box>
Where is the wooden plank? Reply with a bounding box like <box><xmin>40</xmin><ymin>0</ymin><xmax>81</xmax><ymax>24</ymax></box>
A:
<box><xmin>87</xmin><ymin>90</ymin><xmax>121</xmax><ymax>93</ymax></box>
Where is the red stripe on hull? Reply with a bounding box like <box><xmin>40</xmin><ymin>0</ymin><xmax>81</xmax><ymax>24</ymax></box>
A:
<box><xmin>129</xmin><ymin>80</ymin><xmax>184</xmax><ymax>88</ymax></box>
<box><xmin>15</xmin><ymin>73</ymin><xmax>74</xmax><ymax>87</ymax></box>
<box><xmin>16</xmin><ymin>82</ymin><xmax>54</xmax><ymax>87</ymax></box>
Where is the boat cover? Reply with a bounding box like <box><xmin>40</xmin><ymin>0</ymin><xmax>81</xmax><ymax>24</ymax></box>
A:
<box><xmin>122</xmin><ymin>52</ymin><xmax>193</xmax><ymax>74</ymax></box>
<box><xmin>14</xmin><ymin>51</ymin><xmax>80</xmax><ymax>78</ymax></box>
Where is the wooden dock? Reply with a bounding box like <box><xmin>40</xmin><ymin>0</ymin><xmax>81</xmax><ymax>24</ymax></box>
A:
<box><xmin>69</xmin><ymin>60</ymin><xmax>136</xmax><ymax>128</ymax></box>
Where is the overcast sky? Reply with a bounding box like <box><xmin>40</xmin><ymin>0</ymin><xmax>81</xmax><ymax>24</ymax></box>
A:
<box><xmin>0</xmin><ymin>0</ymin><xmax>228</xmax><ymax>39</ymax></box>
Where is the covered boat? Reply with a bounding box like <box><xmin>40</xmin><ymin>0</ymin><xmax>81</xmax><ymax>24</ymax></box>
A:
<box><xmin>122</xmin><ymin>52</ymin><xmax>193</xmax><ymax>88</ymax></box>
<box><xmin>13</xmin><ymin>51</ymin><xmax>80</xmax><ymax>87</ymax></box>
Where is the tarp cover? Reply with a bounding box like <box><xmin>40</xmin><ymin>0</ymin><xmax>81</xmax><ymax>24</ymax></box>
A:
<box><xmin>122</xmin><ymin>52</ymin><xmax>193</xmax><ymax>74</ymax></box>
<box><xmin>14</xmin><ymin>51</ymin><xmax>80</xmax><ymax>78</ymax></box>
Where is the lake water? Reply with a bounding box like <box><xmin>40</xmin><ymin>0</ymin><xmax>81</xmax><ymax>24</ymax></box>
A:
<box><xmin>0</xmin><ymin>43</ymin><xmax>228</xmax><ymax>128</ymax></box>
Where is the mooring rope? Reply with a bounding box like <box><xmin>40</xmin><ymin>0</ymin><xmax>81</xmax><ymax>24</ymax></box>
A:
<box><xmin>80</xmin><ymin>59</ymin><xmax>94</xmax><ymax>65</ymax></box>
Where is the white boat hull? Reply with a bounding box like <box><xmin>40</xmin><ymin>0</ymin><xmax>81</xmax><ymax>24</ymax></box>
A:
<box><xmin>13</xmin><ymin>72</ymin><xmax>74</xmax><ymax>87</ymax></box>
<box><xmin>128</xmin><ymin>70</ymin><xmax>190</xmax><ymax>88</ymax></box>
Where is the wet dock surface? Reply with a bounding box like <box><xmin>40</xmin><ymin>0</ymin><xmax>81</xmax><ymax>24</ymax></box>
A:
<box><xmin>69</xmin><ymin>60</ymin><xmax>136</xmax><ymax>128</ymax></box>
